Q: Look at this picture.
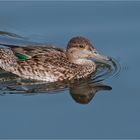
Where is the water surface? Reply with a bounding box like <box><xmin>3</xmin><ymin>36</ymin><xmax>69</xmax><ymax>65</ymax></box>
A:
<box><xmin>0</xmin><ymin>1</ymin><xmax>140</xmax><ymax>139</ymax></box>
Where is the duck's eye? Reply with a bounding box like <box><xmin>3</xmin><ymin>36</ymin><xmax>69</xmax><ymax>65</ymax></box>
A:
<box><xmin>79</xmin><ymin>45</ymin><xmax>84</xmax><ymax>48</ymax></box>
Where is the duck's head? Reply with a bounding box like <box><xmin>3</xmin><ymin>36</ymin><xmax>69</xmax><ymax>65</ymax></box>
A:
<box><xmin>66</xmin><ymin>36</ymin><xmax>110</xmax><ymax>64</ymax></box>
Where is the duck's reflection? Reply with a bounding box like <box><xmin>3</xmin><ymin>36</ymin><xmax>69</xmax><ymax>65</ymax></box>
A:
<box><xmin>0</xmin><ymin>71</ymin><xmax>112</xmax><ymax>104</ymax></box>
<box><xmin>26</xmin><ymin>80</ymin><xmax>111</xmax><ymax>104</ymax></box>
<box><xmin>69</xmin><ymin>81</ymin><xmax>112</xmax><ymax>104</ymax></box>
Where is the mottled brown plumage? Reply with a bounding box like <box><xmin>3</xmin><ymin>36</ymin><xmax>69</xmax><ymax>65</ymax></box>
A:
<box><xmin>0</xmin><ymin>36</ymin><xmax>109</xmax><ymax>82</ymax></box>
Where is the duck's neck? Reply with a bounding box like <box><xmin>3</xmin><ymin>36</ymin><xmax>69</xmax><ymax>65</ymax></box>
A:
<box><xmin>69</xmin><ymin>58</ymin><xmax>96</xmax><ymax>79</ymax></box>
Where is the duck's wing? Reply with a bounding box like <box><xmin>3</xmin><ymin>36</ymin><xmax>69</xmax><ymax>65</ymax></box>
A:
<box><xmin>0</xmin><ymin>43</ymin><xmax>66</xmax><ymax>60</ymax></box>
<box><xmin>15</xmin><ymin>46</ymin><xmax>66</xmax><ymax>61</ymax></box>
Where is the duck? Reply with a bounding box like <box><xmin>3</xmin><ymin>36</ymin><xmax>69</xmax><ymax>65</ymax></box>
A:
<box><xmin>0</xmin><ymin>36</ymin><xmax>109</xmax><ymax>82</ymax></box>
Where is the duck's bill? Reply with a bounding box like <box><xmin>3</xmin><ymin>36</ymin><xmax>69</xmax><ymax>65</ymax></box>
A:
<box><xmin>92</xmin><ymin>52</ymin><xmax>110</xmax><ymax>61</ymax></box>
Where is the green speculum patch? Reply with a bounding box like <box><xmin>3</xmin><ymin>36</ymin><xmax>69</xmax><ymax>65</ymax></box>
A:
<box><xmin>15</xmin><ymin>53</ymin><xmax>29</xmax><ymax>60</ymax></box>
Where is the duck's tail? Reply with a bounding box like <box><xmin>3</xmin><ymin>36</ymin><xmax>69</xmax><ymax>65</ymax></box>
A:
<box><xmin>0</xmin><ymin>46</ymin><xmax>18</xmax><ymax>72</ymax></box>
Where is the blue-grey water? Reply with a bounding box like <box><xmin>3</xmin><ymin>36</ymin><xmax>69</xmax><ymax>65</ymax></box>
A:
<box><xmin>0</xmin><ymin>1</ymin><xmax>140</xmax><ymax>139</ymax></box>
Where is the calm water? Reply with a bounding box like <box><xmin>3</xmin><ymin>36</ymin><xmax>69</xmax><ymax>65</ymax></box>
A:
<box><xmin>0</xmin><ymin>1</ymin><xmax>140</xmax><ymax>139</ymax></box>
